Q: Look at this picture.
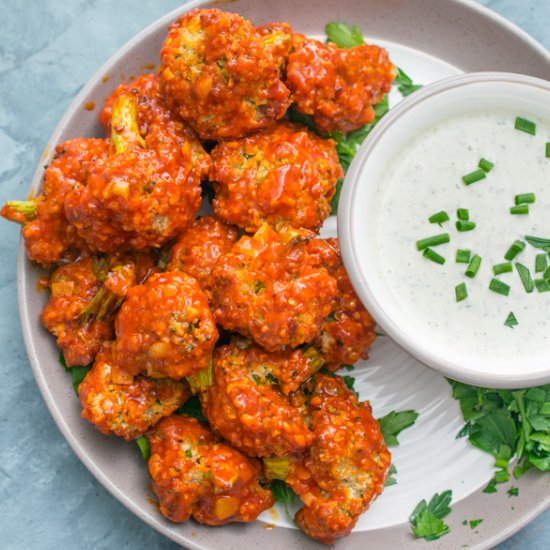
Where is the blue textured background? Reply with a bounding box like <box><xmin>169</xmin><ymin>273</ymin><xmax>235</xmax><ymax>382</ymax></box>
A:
<box><xmin>0</xmin><ymin>1</ymin><xmax>548</xmax><ymax>548</ymax></box>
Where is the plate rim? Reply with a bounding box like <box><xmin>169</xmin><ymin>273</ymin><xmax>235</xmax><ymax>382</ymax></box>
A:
<box><xmin>16</xmin><ymin>1</ymin><xmax>550</xmax><ymax>549</ymax></box>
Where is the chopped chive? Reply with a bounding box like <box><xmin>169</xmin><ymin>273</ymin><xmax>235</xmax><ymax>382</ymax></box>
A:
<box><xmin>546</xmin><ymin>143</ymin><xmax>550</xmax><ymax>158</ymax></box>
<box><xmin>423</xmin><ymin>248</ymin><xmax>445</xmax><ymax>265</ymax></box>
<box><xmin>504</xmin><ymin>312</ymin><xmax>518</xmax><ymax>328</ymax></box>
<box><xmin>504</xmin><ymin>240</ymin><xmax>526</xmax><ymax>261</ymax></box>
<box><xmin>544</xmin><ymin>265</ymin><xmax>550</xmax><ymax>279</ymax></box>
<box><xmin>457</xmin><ymin>208</ymin><xmax>469</xmax><ymax>221</ymax></box>
<box><xmin>535</xmin><ymin>279</ymin><xmax>550</xmax><ymax>293</ymax></box>
<box><xmin>515</xmin><ymin>116</ymin><xmax>536</xmax><ymax>135</ymax></box>
<box><xmin>456</xmin><ymin>220</ymin><xmax>476</xmax><ymax>232</ymax></box>
<box><xmin>510</xmin><ymin>204</ymin><xmax>529</xmax><ymax>215</ymax></box>
<box><xmin>478</xmin><ymin>158</ymin><xmax>494</xmax><ymax>172</ymax></box>
<box><xmin>535</xmin><ymin>254</ymin><xmax>547</xmax><ymax>273</ymax></box>
<box><xmin>455</xmin><ymin>282</ymin><xmax>468</xmax><ymax>302</ymax></box>
<box><xmin>515</xmin><ymin>193</ymin><xmax>536</xmax><ymax>205</ymax></box>
<box><xmin>515</xmin><ymin>263</ymin><xmax>534</xmax><ymax>293</ymax></box>
<box><xmin>456</xmin><ymin>249</ymin><xmax>471</xmax><ymax>263</ymax></box>
<box><xmin>465</xmin><ymin>255</ymin><xmax>482</xmax><ymax>278</ymax></box>
<box><xmin>489</xmin><ymin>278</ymin><xmax>510</xmax><ymax>296</ymax></box>
<box><xmin>416</xmin><ymin>233</ymin><xmax>450</xmax><ymax>251</ymax></box>
<box><xmin>493</xmin><ymin>262</ymin><xmax>513</xmax><ymax>275</ymax></box>
<box><xmin>462</xmin><ymin>168</ymin><xmax>486</xmax><ymax>185</ymax></box>
<box><xmin>495</xmin><ymin>469</ymin><xmax>510</xmax><ymax>483</ymax></box>
<box><xmin>525</xmin><ymin>235</ymin><xmax>550</xmax><ymax>249</ymax></box>
<box><xmin>428</xmin><ymin>210</ymin><xmax>450</xmax><ymax>225</ymax></box>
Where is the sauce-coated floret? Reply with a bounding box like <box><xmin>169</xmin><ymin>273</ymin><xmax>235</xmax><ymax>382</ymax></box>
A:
<box><xmin>79</xmin><ymin>343</ymin><xmax>190</xmax><ymax>440</ymax></box>
<box><xmin>286</xmin><ymin>35</ymin><xmax>395</xmax><ymax>133</ymax></box>
<box><xmin>0</xmin><ymin>138</ymin><xmax>108</xmax><ymax>267</ymax></box>
<box><xmin>168</xmin><ymin>216</ymin><xmax>239</xmax><ymax>296</ymax></box>
<box><xmin>65</xmin><ymin>90</ymin><xmax>205</xmax><ymax>252</ymax></box>
<box><xmin>211</xmin><ymin>121</ymin><xmax>343</xmax><ymax>232</ymax></box>
<box><xmin>308</xmin><ymin>238</ymin><xmax>377</xmax><ymax>368</ymax></box>
<box><xmin>41</xmin><ymin>251</ymin><xmax>154</xmax><ymax>367</ymax></box>
<box><xmin>211</xmin><ymin>223</ymin><xmax>337</xmax><ymax>351</ymax></box>
<box><xmin>159</xmin><ymin>8</ymin><xmax>291</xmax><ymax>140</ymax></box>
<box><xmin>201</xmin><ymin>340</ymin><xmax>315</xmax><ymax>457</ymax></box>
<box><xmin>147</xmin><ymin>415</ymin><xmax>274</xmax><ymax>524</ymax></box>
<box><xmin>115</xmin><ymin>271</ymin><xmax>218</xmax><ymax>379</ymax></box>
<box><xmin>284</xmin><ymin>374</ymin><xmax>390</xmax><ymax>544</ymax></box>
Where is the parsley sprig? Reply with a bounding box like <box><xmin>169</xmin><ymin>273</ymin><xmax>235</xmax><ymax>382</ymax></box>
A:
<box><xmin>450</xmin><ymin>380</ymin><xmax>550</xmax><ymax>483</ymax></box>
<box><xmin>409</xmin><ymin>490</ymin><xmax>453</xmax><ymax>541</ymax></box>
<box><xmin>269</xmin><ymin>479</ymin><xmax>297</xmax><ymax>524</ymax></box>
<box><xmin>378</xmin><ymin>410</ymin><xmax>419</xmax><ymax>447</ymax></box>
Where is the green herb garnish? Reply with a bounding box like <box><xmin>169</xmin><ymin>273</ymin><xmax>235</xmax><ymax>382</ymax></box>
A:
<box><xmin>504</xmin><ymin>312</ymin><xmax>518</xmax><ymax>329</ymax></box>
<box><xmin>478</xmin><ymin>158</ymin><xmax>494</xmax><ymax>172</ymax></box>
<box><xmin>269</xmin><ymin>479</ymin><xmax>297</xmax><ymax>524</ymax></box>
<box><xmin>515</xmin><ymin>116</ymin><xmax>536</xmax><ymax>135</ymax></box>
<box><xmin>409</xmin><ymin>490</ymin><xmax>453</xmax><ymax>542</ymax></box>
<box><xmin>510</xmin><ymin>204</ymin><xmax>529</xmax><ymax>215</ymax></box>
<box><xmin>455</xmin><ymin>282</ymin><xmax>468</xmax><ymax>302</ymax></box>
<box><xmin>175</xmin><ymin>394</ymin><xmax>207</xmax><ymax>423</ymax></box>
<box><xmin>508</xmin><ymin>486</ymin><xmax>519</xmax><ymax>497</ymax></box>
<box><xmin>394</xmin><ymin>67</ymin><xmax>423</xmax><ymax>97</ymax></box>
<box><xmin>378</xmin><ymin>410</ymin><xmax>419</xmax><ymax>447</ymax></box>
<box><xmin>515</xmin><ymin>263</ymin><xmax>534</xmax><ymax>293</ymax></box>
<box><xmin>534</xmin><ymin>279</ymin><xmax>550</xmax><ymax>293</ymax></box>
<box><xmin>515</xmin><ymin>193</ymin><xmax>536</xmax><ymax>205</ymax></box>
<box><xmin>423</xmin><ymin>247</ymin><xmax>446</xmax><ymax>265</ymax></box>
<box><xmin>525</xmin><ymin>235</ymin><xmax>550</xmax><ymax>250</ymax></box>
<box><xmin>456</xmin><ymin>220</ymin><xmax>476</xmax><ymax>232</ymax></box>
<box><xmin>546</xmin><ymin>143</ymin><xmax>550</xmax><ymax>158</ymax></box>
<box><xmin>469</xmin><ymin>519</ymin><xmax>483</xmax><ymax>529</ymax></box>
<box><xmin>462</xmin><ymin>168</ymin><xmax>486</xmax><ymax>185</ymax></box>
<box><xmin>325</xmin><ymin>21</ymin><xmax>364</xmax><ymax>48</ymax></box>
<box><xmin>489</xmin><ymin>278</ymin><xmax>510</xmax><ymax>296</ymax></box>
<box><xmin>457</xmin><ymin>208</ymin><xmax>469</xmax><ymax>221</ymax></box>
<box><xmin>456</xmin><ymin>249</ymin><xmax>471</xmax><ymax>264</ymax></box>
<box><xmin>535</xmin><ymin>253</ymin><xmax>547</xmax><ymax>273</ymax></box>
<box><xmin>429</xmin><ymin>210</ymin><xmax>450</xmax><ymax>225</ymax></box>
<box><xmin>384</xmin><ymin>463</ymin><xmax>398</xmax><ymax>487</ymax></box>
<box><xmin>416</xmin><ymin>233</ymin><xmax>450</xmax><ymax>251</ymax></box>
<box><xmin>465</xmin><ymin>255</ymin><xmax>481</xmax><ymax>278</ymax></box>
<box><xmin>136</xmin><ymin>436</ymin><xmax>150</xmax><ymax>462</ymax></box>
<box><xmin>59</xmin><ymin>352</ymin><xmax>91</xmax><ymax>395</ymax></box>
<box><xmin>493</xmin><ymin>262</ymin><xmax>513</xmax><ymax>276</ymax></box>
<box><xmin>504</xmin><ymin>240</ymin><xmax>525</xmax><ymax>261</ymax></box>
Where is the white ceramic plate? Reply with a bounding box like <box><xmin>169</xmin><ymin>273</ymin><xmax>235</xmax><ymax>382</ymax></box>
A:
<box><xmin>17</xmin><ymin>1</ymin><xmax>550</xmax><ymax>549</ymax></box>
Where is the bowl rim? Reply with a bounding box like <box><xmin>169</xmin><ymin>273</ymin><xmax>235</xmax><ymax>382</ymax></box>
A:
<box><xmin>338</xmin><ymin>71</ymin><xmax>550</xmax><ymax>389</ymax></box>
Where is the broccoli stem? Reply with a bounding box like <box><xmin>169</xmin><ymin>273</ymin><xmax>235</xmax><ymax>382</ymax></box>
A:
<box><xmin>110</xmin><ymin>92</ymin><xmax>146</xmax><ymax>155</ymax></box>
<box><xmin>263</xmin><ymin>456</ymin><xmax>290</xmax><ymax>480</ymax></box>
<box><xmin>1</xmin><ymin>199</ymin><xmax>37</xmax><ymax>223</ymax></box>
<box><xmin>186</xmin><ymin>359</ymin><xmax>214</xmax><ymax>394</ymax></box>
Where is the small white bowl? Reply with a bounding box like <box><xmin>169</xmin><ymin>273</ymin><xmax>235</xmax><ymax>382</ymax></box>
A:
<box><xmin>338</xmin><ymin>72</ymin><xmax>550</xmax><ymax>388</ymax></box>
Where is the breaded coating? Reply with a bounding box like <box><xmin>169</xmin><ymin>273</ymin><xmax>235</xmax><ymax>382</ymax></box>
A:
<box><xmin>211</xmin><ymin>121</ymin><xmax>343</xmax><ymax>233</ymax></box>
<box><xmin>211</xmin><ymin>223</ymin><xmax>337</xmax><ymax>351</ymax></box>
<box><xmin>115</xmin><ymin>271</ymin><xmax>218</xmax><ymax>379</ymax></box>
<box><xmin>159</xmin><ymin>8</ymin><xmax>291</xmax><ymax>140</ymax></box>
<box><xmin>286</xmin><ymin>35</ymin><xmax>396</xmax><ymax>133</ymax></box>
<box><xmin>168</xmin><ymin>216</ymin><xmax>239</xmax><ymax>296</ymax></box>
<box><xmin>79</xmin><ymin>343</ymin><xmax>190</xmax><ymax>440</ymax></box>
<box><xmin>65</xmin><ymin>89</ymin><xmax>205</xmax><ymax>252</ymax></box>
<box><xmin>98</xmin><ymin>74</ymin><xmax>211</xmax><ymax>182</ymax></box>
<box><xmin>285</xmin><ymin>374</ymin><xmax>390</xmax><ymax>544</ymax></box>
<box><xmin>147</xmin><ymin>415</ymin><xmax>274</xmax><ymax>524</ymax></box>
<box><xmin>41</xmin><ymin>250</ymin><xmax>156</xmax><ymax>367</ymax></box>
<box><xmin>0</xmin><ymin>138</ymin><xmax>108</xmax><ymax>267</ymax></box>
<box><xmin>308</xmin><ymin>238</ymin><xmax>377</xmax><ymax>368</ymax></box>
<box><xmin>201</xmin><ymin>340</ymin><xmax>315</xmax><ymax>457</ymax></box>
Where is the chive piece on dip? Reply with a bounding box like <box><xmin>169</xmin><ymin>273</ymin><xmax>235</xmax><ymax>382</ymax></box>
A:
<box><xmin>504</xmin><ymin>312</ymin><xmax>518</xmax><ymax>329</ymax></box>
<box><xmin>515</xmin><ymin>263</ymin><xmax>534</xmax><ymax>293</ymax></box>
<box><xmin>515</xmin><ymin>116</ymin><xmax>537</xmax><ymax>135</ymax></box>
<box><xmin>504</xmin><ymin>240</ymin><xmax>526</xmax><ymax>261</ymax></box>
<box><xmin>423</xmin><ymin>248</ymin><xmax>446</xmax><ymax>265</ymax></box>
<box><xmin>546</xmin><ymin>143</ymin><xmax>550</xmax><ymax>158</ymax></box>
<box><xmin>478</xmin><ymin>158</ymin><xmax>494</xmax><ymax>172</ymax></box>
<box><xmin>457</xmin><ymin>208</ymin><xmax>469</xmax><ymax>221</ymax></box>
<box><xmin>493</xmin><ymin>262</ymin><xmax>513</xmax><ymax>275</ymax></box>
<box><xmin>510</xmin><ymin>204</ymin><xmax>529</xmax><ymax>215</ymax></box>
<box><xmin>515</xmin><ymin>193</ymin><xmax>536</xmax><ymax>205</ymax></box>
<box><xmin>416</xmin><ymin>233</ymin><xmax>450</xmax><ymax>251</ymax></box>
<box><xmin>465</xmin><ymin>255</ymin><xmax>482</xmax><ymax>278</ymax></box>
<box><xmin>535</xmin><ymin>254</ymin><xmax>547</xmax><ymax>273</ymax></box>
<box><xmin>455</xmin><ymin>283</ymin><xmax>468</xmax><ymax>302</ymax></box>
<box><xmin>456</xmin><ymin>220</ymin><xmax>476</xmax><ymax>232</ymax></box>
<box><xmin>535</xmin><ymin>279</ymin><xmax>550</xmax><ymax>293</ymax></box>
<box><xmin>462</xmin><ymin>168</ymin><xmax>486</xmax><ymax>185</ymax></box>
<box><xmin>428</xmin><ymin>211</ymin><xmax>450</xmax><ymax>225</ymax></box>
<box><xmin>489</xmin><ymin>278</ymin><xmax>511</xmax><ymax>296</ymax></box>
<box><xmin>456</xmin><ymin>249</ymin><xmax>471</xmax><ymax>264</ymax></box>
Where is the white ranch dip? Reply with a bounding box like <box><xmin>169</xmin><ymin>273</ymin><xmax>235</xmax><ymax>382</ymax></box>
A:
<box><xmin>374</xmin><ymin>110</ymin><xmax>550</xmax><ymax>358</ymax></box>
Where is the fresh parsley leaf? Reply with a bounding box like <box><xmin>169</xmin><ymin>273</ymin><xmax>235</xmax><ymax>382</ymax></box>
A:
<box><xmin>469</xmin><ymin>519</ymin><xmax>483</xmax><ymax>529</ymax></box>
<box><xmin>504</xmin><ymin>311</ymin><xmax>518</xmax><ymax>328</ymax></box>
<box><xmin>468</xmin><ymin>408</ymin><xmax>517</xmax><ymax>456</ymax></box>
<box><xmin>175</xmin><ymin>395</ymin><xmax>207</xmax><ymax>423</ymax></box>
<box><xmin>59</xmin><ymin>352</ymin><xmax>91</xmax><ymax>395</ymax></box>
<box><xmin>384</xmin><ymin>463</ymin><xmax>398</xmax><ymax>487</ymax></box>
<box><xmin>378</xmin><ymin>409</ymin><xmax>419</xmax><ymax>447</ymax></box>
<box><xmin>483</xmin><ymin>477</ymin><xmax>498</xmax><ymax>493</ymax></box>
<box><xmin>394</xmin><ymin>67</ymin><xmax>423</xmax><ymax>97</ymax></box>
<box><xmin>325</xmin><ymin>21</ymin><xmax>364</xmax><ymax>48</ymax></box>
<box><xmin>343</xmin><ymin>364</ymin><xmax>355</xmax><ymax>372</ymax></box>
<box><xmin>135</xmin><ymin>436</ymin><xmax>150</xmax><ymax>462</ymax></box>
<box><xmin>409</xmin><ymin>490</ymin><xmax>453</xmax><ymax>541</ymax></box>
<box><xmin>342</xmin><ymin>375</ymin><xmax>355</xmax><ymax>390</ymax></box>
<box><xmin>286</xmin><ymin>104</ymin><xmax>317</xmax><ymax>131</ymax></box>
<box><xmin>507</xmin><ymin>486</ymin><xmax>519</xmax><ymax>497</ymax></box>
<box><xmin>269</xmin><ymin>479</ymin><xmax>297</xmax><ymax>524</ymax></box>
